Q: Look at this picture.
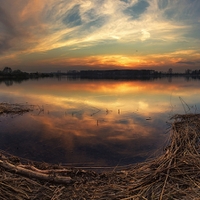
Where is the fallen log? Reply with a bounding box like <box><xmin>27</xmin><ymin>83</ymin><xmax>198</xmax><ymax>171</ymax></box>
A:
<box><xmin>18</xmin><ymin>164</ymin><xmax>72</xmax><ymax>174</ymax></box>
<box><xmin>0</xmin><ymin>160</ymin><xmax>71</xmax><ymax>184</ymax></box>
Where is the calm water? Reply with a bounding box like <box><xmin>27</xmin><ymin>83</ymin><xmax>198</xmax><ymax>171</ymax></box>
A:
<box><xmin>0</xmin><ymin>77</ymin><xmax>200</xmax><ymax>167</ymax></box>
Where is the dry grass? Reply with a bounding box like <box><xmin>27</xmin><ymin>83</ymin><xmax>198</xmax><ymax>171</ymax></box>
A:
<box><xmin>0</xmin><ymin>113</ymin><xmax>200</xmax><ymax>199</ymax></box>
<box><xmin>0</xmin><ymin>103</ymin><xmax>34</xmax><ymax>115</ymax></box>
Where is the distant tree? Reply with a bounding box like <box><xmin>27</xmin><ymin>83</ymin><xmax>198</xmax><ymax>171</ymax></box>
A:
<box><xmin>12</xmin><ymin>69</ymin><xmax>23</xmax><ymax>74</ymax></box>
<box><xmin>3</xmin><ymin>67</ymin><xmax>12</xmax><ymax>74</ymax></box>
<box><xmin>191</xmin><ymin>70</ymin><xmax>200</xmax><ymax>75</ymax></box>
<box><xmin>168</xmin><ymin>68</ymin><xmax>173</xmax><ymax>74</ymax></box>
<box><xmin>185</xmin><ymin>69</ymin><xmax>191</xmax><ymax>74</ymax></box>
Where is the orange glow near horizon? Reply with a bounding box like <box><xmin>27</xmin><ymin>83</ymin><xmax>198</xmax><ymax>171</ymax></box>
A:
<box><xmin>30</xmin><ymin>53</ymin><xmax>195</xmax><ymax>71</ymax></box>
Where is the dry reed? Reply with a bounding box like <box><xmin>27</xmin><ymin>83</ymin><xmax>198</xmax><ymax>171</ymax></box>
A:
<box><xmin>0</xmin><ymin>103</ymin><xmax>34</xmax><ymax>115</ymax></box>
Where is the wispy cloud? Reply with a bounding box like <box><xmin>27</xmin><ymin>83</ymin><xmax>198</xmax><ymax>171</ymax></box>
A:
<box><xmin>177</xmin><ymin>61</ymin><xmax>196</xmax><ymax>65</ymax></box>
<box><xmin>0</xmin><ymin>0</ymin><xmax>200</xmax><ymax>71</ymax></box>
<box><xmin>0</xmin><ymin>5</ymin><xmax>21</xmax><ymax>53</ymax></box>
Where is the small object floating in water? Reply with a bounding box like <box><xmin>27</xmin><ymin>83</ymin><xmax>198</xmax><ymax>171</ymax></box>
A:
<box><xmin>106</xmin><ymin>108</ymin><xmax>112</xmax><ymax>115</ymax></box>
<box><xmin>146</xmin><ymin>117</ymin><xmax>152</xmax><ymax>120</ymax></box>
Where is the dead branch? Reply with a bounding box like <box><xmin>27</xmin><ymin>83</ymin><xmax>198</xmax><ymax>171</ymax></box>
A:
<box><xmin>0</xmin><ymin>160</ymin><xmax>71</xmax><ymax>184</ymax></box>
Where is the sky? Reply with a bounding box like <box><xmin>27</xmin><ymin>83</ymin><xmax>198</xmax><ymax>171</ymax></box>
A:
<box><xmin>0</xmin><ymin>0</ymin><xmax>200</xmax><ymax>72</ymax></box>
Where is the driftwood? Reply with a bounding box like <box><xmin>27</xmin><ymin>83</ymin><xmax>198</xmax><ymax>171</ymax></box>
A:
<box><xmin>0</xmin><ymin>160</ymin><xmax>71</xmax><ymax>184</ymax></box>
<box><xmin>18</xmin><ymin>164</ymin><xmax>72</xmax><ymax>174</ymax></box>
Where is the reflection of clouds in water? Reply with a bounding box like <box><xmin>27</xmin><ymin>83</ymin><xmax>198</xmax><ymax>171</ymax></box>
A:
<box><xmin>2</xmin><ymin>78</ymin><xmax>200</xmax><ymax>165</ymax></box>
<box><xmin>115</xmin><ymin>119</ymin><xmax>130</xmax><ymax>125</ymax></box>
<box><xmin>28</xmin><ymin>107</ymin><xmax>167</xmax><ymax>165</ymax></box>
<box><xmin>138</xmin><ymin>101</ymin><xmax>149</xmax><ymax>110</ymax></box>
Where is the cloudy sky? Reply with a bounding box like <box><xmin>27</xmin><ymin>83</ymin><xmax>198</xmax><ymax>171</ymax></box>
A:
<box><xmin>0</xmin><ymin>0</ymin><xmax>200</xmax><ymax>72</ymax></box>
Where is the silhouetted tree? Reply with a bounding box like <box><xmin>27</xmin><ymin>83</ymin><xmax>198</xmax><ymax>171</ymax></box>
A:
<box><xmin>3</xmin><ymin>67</ymin><xmax>12</xmax><ymax>74</ymax></box>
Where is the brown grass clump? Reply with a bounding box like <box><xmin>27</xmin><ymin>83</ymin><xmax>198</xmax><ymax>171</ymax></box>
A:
<box><xmin>0</xmin><ymin>103</ymin><xmax>34</xmax><ymax>115</ymax></box>
<box><xmin>0</xmin><ymin>113</ymin><xmax>200</xmax><ymax>199</ymax></box>
<box><xmin>120</xmin><ymin>113</ymin><xmax>200</xmax><ymax>200</ymax></box>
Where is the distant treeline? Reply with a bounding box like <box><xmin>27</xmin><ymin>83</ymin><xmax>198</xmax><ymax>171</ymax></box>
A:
<box><xmin>1</xmin><ymin>67</ymin><xmax>200</xmax><ymax>81</ymax></box>
<box><xmin>67</xmin><ymin>69</ymin><xmax>200</xmax><ymax>79</ymax></box>
<box><xmin>78</xmin><ymin>69</ymin><xmax>156</xmax><ymax>79</ymax></box>
<box><xmin>0</xmin><ymin>67</ymin><xmax>56</xmax><ymax>79</ymax></box>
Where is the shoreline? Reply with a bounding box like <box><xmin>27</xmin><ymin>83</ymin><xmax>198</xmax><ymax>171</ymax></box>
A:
<box><xmin>0</xmin><ymin>111</ymin><xmax>200</xmax><ymax>199</ymax></box>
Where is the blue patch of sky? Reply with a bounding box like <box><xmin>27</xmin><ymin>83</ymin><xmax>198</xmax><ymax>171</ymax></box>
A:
<box><xmin>84</xmin><ymin>8</ymin><xmax>96</xmax><ymax>19</ymax></box>
<box><xmin>158</xmin><ymin>0</ymin><xmax>168</xmax><ymax>9</ymax></box>
<box><xmin>183</xmin><ymin>27</ymin><xmax>200</xmax><ymax>40</ymax></box>
<box><xmin>60</xmin><ymin>8</ymin><xmax>107</xmax><ymax>42</ymax></box>
<box><xmin>62</xmin><ymin>5</ymin><xmax>82</xmax><ymax>28</ymax></box>
<box><xmin>120</xmin><ymin>0</ymin><xmax>129</xmax><ymax>3</ymax></box>
<box><xmin>157</xmin><ymin>0</ymin><xmax>169</xmax><ymax>10</ymax></box>
<box><xmin>84</xmin><ymin>8</ymin><xmax>106</xmax><ymax>29</ymax></box>
<box><xmin>60</xmin><ymin>19</ymin><xmax>107</xmax><ymax>44</ymax></box>
<box><xmin>163</xmin><ymin>1</ymin><xmax>200</xmax><ymax>23</ymax></box>
<box><xmin>88</xmin><ymin>17</ymin><xmax>105</xmax><ymax>27</ymax></box>
<box><xmin>84</xmin><ymin>16</ymin><xmax>106</xmax><ymax>31</ymax></box>
<box><xmin>124</xmin><ymin>0</ymin><xmax>150</xmax><ymax>19</ymax></box>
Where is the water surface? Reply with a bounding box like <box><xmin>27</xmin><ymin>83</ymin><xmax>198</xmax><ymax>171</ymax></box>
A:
<box><xmin>0</xmin><ymin>77</ymin><xmax>199</xmax><ymax>167</ymax></box>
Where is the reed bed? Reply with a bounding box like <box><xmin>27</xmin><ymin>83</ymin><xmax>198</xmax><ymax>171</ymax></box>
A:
<box><xmin>0</xmin><ymin>103</ymin><xmax>34</xmax><ymax>115</ymax></box>
<box><xmin>0</xmin><ymin>113</ymin><xmax>200</xmax><ymax>199</ymax></box>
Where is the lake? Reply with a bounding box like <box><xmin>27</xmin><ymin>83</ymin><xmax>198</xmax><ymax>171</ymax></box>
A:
<box><xmin>0</xmin><ymin>77</ymin><xmax>199</xmax><ymax>167</ymax></box>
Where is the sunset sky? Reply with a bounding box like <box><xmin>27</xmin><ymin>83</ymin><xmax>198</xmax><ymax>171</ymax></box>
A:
<box><xmin>0</xmin><ymin>0</ymin><xmax>200</xmax><ymax>72</ymax></box>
